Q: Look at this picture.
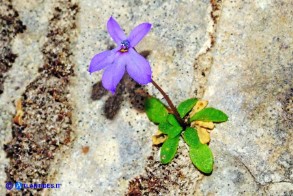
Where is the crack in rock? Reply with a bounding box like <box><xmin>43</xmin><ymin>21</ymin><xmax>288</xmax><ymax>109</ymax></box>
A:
<box><xmin>0</xmin><ymin>0</ymin><xmax>26</xmax><ymax>95</ymax></box>
<box><xmin>127</xmin><ymin>142</ymin><xmax>202</xmax><ymax>196</ymax></box>
<box><xmin>192</xmin><ymin>0</ymin><xmax>222</xmax><ymax>98</ymax></box>
<box><xmin>126</xmin><ymin>1</ymin><xmax>223</xmax><ymax>195</ymax></box>
<box><xmin>4</xmin><ymin>1</ymin><xmax>78</xmax><ymax>195</ymax></box>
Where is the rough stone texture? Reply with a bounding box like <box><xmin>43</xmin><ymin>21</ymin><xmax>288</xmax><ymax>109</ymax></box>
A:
<box><xmin>0</xmin><ymin>2</ymin><xmax>55</xmax><ymax>193</ymax></box>
<box><xmin>51</xmin><ymin>0</ymin><xmax>211</xmax><ymax>195</ymax></box>
<box><xmin>201</xmin><ymin>0</ymin><xmax>293</xmax><ymax>195</ymax></box>
<box><xmin>0</xmin><ymin>0</ymin><xmax>292</xmax><ymax>195</ymax></box>
<box><xmin>2</xmin><ymin>0</ymin><xmax>78</xmax><ymax>195</ymax></box>
<box><xmin>0</xmin><ymin>0</ymin><xmax>27</xmax><ymax>194</ymax></box>
<box><xmin>0</xmin><ymin>0</ymin><xmax>26</xmax><ymax>95</ymax></box>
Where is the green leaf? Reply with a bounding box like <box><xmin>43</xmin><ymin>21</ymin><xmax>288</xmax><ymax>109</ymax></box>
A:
<box><xmin>145</xmin><ymin>97</ymin><xmax>169</xmax><ymax>123</ymax></box>
<box><xmin>190</xmin><ymin>107</ymin><xmax>228</xmax><ymax>122</ymax></box>
<box><xmin>183</xmin><ymin>127</ymin><xmax>201</xmax><ymax>148</ymax></box>
<box><xmin>189</xmin><ymin>144</ymin><xmax>214</xmax><ymax>174</ymax></box>
<box><xmin>177</xmin><ymin>98</ymin><xmax>198</xmax><ymax>118</ymax></box>
<box><xmin>160</xmin><ymin>136</ymin><xmax>180</xmax><ymax>164</ymax></box>
<box><xmin>159</xmin><ymin>122</ymin><xmax>183</xmax><ymax>138</ymax></box>
<box><xmin>167</xmin><ymin>114</ymin><xmax>181</xmax><ymax>127</ymax></box>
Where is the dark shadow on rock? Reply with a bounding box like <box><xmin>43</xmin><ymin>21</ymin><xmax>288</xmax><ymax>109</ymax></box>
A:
<box><xmin>139</xmin><ymin>50</ymin><xmax>151</xmax><ymax>59</ymax></box>
<box><xmin>103</xmin><ymin>82</ymin><xmax>124</xmax><ymax>119</ymax></box>
<box><xmin>91</xmin><ymin>81</ymin><xmax>108</xmax><ymax>100</ymax></box>
<box><xmin>91</xmin><ymin>74</ymin><xmax>149</xmax><ymax>120</ymax></box>
<box><xmin>107</xmin><ymin>44</ymin><xmax>116</xmax><ymax>50</ymax></box>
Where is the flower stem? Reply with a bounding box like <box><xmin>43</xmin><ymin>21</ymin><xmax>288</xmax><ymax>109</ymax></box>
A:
<box><xmin>151</xmin><ymin>79</ymin><xmax>185</xmax><ymax>127</ymax></box>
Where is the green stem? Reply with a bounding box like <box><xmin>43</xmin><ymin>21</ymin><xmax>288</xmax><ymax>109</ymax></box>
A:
<box><xmin>151</xmin><ymin>79</ymin><xmax>185</xmax><ymax>127</ymax></box>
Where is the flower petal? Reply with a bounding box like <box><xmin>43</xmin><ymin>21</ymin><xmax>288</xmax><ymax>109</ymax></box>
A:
<box><xmin>107</xmin><ymin>16</ymin><xmax>127</xmax><ymax>44</ymax></box>
<box><xmin>102</xmin><ymin>55</ymin><xmax>126</xmax><ymax>93</ymax></box>
<box><xmin>125</xmin><ymin>48</ymin><xmax>152</xmax><ymax>84</ymax></box>
<box><xmin>128</xmin><ymin>23</ymin><xmax>151</xmax><ymax>47</ymax></box>
<box><xmin>88</xmin><ymin>50</ymin><xmax>114</xmax><ymax>73</ymax></box>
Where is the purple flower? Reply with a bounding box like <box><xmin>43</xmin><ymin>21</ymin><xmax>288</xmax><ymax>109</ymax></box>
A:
<box><xmin>89</xmin><ymin>16</ymin><xmax>152</xmax><ymax>94</ymax></box>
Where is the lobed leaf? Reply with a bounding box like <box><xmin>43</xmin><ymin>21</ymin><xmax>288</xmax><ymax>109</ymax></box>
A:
<box><xmin>177</xmin><ymin>98</ymin><xmax>198</xmax><ymax>118</ymax></box>
<box><xmin>183</xmin><ymin>127</ymin><xmax>201</xmax><ymax>148</ymax></box>
<box><xmin>160</xmin><ymin>136</ymin><xmax>180</xmax><ymax>164</ymax></box>
<box><xmin>189</xmin><ymin>144</ymin><xmax>214</xmax><ymax>174</ymax></box>
<box><xmin>145</xmin><ymin>97</ymin><xmax>169</xmax><ymax>123</ymax></box>
<box><xmin>190</xmin><ymin>107</ymin><xmax>228</xmax><ymax>122</ymax></box>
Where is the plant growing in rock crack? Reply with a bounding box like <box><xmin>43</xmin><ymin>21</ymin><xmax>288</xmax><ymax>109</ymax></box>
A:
<box><xmin>146</xmin><ymin>97</ymin><xmax>228</xmax><ymax>174</ymax></box>
<box><xmin>89</xmin><ymin>17</ymin><xmax>228</xmax><ymax>174</ymax></box>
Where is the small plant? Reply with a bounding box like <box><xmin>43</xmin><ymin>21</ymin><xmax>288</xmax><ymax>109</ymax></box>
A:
<box><xmin>89</xmin><ymin>17</ymin><xmax>228</xmax><ymax>174</ymax></box>
<box><xmin>146</xmin><ymin>97</ymin><xmax>227</xmax><ymax>174</ymax></box>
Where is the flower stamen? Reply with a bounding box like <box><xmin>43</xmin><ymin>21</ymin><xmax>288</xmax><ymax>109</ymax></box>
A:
<box><xmin>120</xmin><ymin>40</ymin><xmax>130</xmax><ymax>52</ymax></box>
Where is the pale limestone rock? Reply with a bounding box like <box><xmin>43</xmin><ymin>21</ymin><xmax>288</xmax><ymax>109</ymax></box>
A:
<box><xmin>0</xmin><ymin>0</ymin><xmax>291</xmax><ymax>195</ymax></box>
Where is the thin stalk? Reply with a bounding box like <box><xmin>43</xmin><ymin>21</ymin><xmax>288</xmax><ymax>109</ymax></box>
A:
<box><xmin>151</xmin><ymin>79</ymin><xmax>185</xmax><ymax>127</ymax></box>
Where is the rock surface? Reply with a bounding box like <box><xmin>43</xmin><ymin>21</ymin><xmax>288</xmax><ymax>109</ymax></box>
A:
<box><xmin>0</xmin><ymin>0</ymin><xmax>292</xmax><ymax>195</ymax></box>
<box><xmin>202</xmin><ymin>1</ymin><xmax>293</xmax><ymax>195</ymax></box>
